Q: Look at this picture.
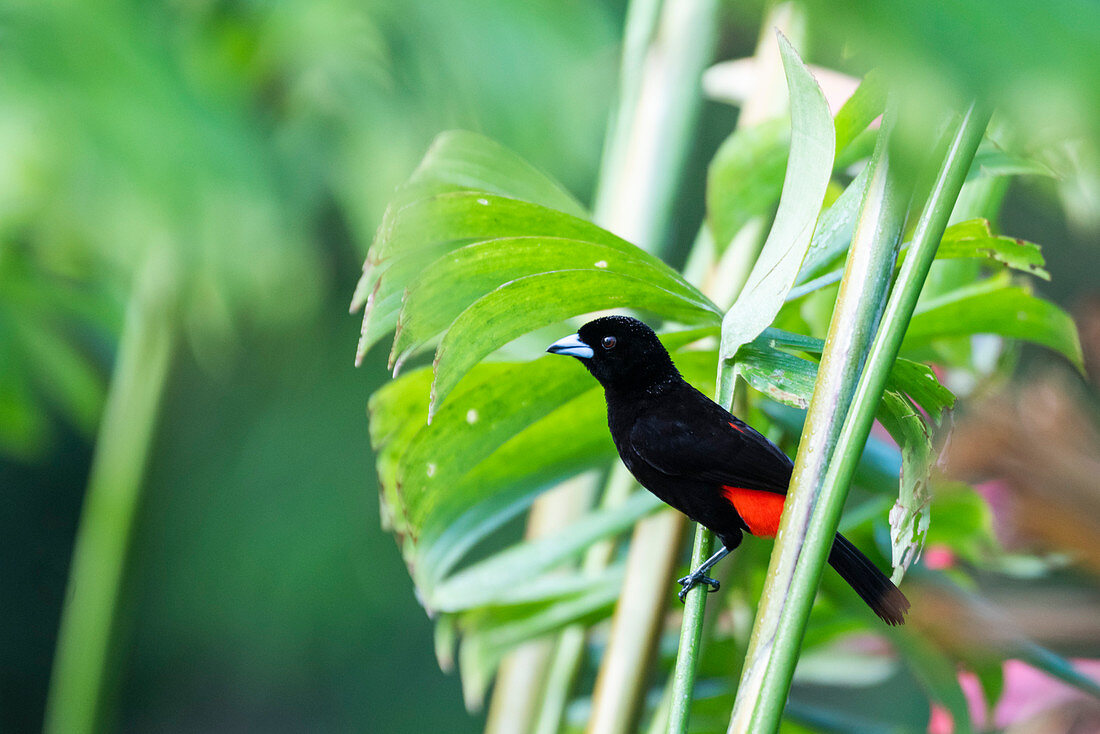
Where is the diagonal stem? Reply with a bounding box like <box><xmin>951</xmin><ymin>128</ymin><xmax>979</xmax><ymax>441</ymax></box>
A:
<box><xmin>728</xmin><ymin>104</ymin><xmax>990</xmax><ymax>733</ymax></box>
<box><xmin>726</xmin><ymin>104</ymin><xmax>907</xmax><ymax>733</ymax></box>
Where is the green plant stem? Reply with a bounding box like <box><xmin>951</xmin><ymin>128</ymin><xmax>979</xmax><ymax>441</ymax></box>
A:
<box><xmin>727</xmin><ymin>109</ymin><xmax>907</xmax><ymax>734</ymax></box>
<box><xmin>729</xmin><ymin>105</ymin><xmax>989</xmax><ymax>733</ymax></box>
<box><xmin>518</xmin><ymin>3</ymin><xmax>720</xmax><ymax>730</ymax></box>
<box><xmin>593</xmin><ymin>0</ymin><xmax>720</xmax><ymax>255</ymax></box>
<box><xmin>532</xmin><ymin>465</ymin><xmax>635</xmax><ymax>734</ymax></box>
<box><xmin>584</xmin><ymin>2</ymin><xmax>720</xmax><ymax>732</ymax></box>
<box><xmin>44</xmin><ymin>250</ymin><xmax>178</xmax><ymax>734</ymax></box>
<box><xmin>667</xmin><ymin>10</ymin><xmax>812</xmax><ymax>732</ymax></box>
<box><xmin>665</xmin><ymin>375</ymin><xmax>737</xmax><ymax>734</ymax></box>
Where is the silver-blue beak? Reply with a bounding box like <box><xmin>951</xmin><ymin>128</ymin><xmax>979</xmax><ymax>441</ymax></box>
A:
<box><xmin>546</xmin><ymin>333</ymin><xmax>594</xmax><ymax>359</ymax></box>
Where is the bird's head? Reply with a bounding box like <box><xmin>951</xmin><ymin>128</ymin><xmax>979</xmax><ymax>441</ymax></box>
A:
<box><xmin>546</xmin><ymin>315</ymin><xmax>679</xmax><ymax>392</ymax></box>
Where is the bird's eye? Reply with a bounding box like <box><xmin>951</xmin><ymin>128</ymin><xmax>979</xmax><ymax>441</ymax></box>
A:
<box><xmin>602</xmin><ymin>336</ymin><xmax>617</xmax><ymax>349</ymax></box>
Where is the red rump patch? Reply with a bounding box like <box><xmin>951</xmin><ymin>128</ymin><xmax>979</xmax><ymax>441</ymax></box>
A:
<box><xmin>721</xmin><ymin>486</ymin><xmax>785</xmax><ymax>538</ymax></box>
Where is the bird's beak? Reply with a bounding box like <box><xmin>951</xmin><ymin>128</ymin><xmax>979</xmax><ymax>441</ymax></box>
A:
<box><xmin>546</xmin><ymin>333</ymin><xmax>594</xmax><ymax>359</ymax></box>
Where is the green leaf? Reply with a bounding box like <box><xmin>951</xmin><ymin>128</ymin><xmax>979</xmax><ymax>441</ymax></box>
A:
<box><xmin>430</xmin><ymin>491</ymin><xmax>660</xmax><ymax>612</ymax></box>
<box><xmin>930</xmin><ymin>218</ymin><xmax>1049</xmax><ymax>279</ymax></box>
<box><xmin>720</xmin><ymin>34</ymin><xmax>836</xmax><ymax>361</ymax></box>
<box><xmin>367</xmin><ymin>192</ymin><xmax>623</xmax><ymax>273</ymax></box>
<box><xmin>429</xmin><ymin>270</ymin><xmax>721</xmax><ymax>415</ymax></box>
<box><xmin>734</xmin><ymin>335</ymin><xmax>941</xmax><ymax>579</ymax></box>
<box><xmin>706</xmin><ymin>119</ymin><xmax>790</xmax><ymax>252</ymax></box>
<box><xmin>879</xmin><ymin>391</ymin><xmax>934</xmax><ymax>581</ymax></box>
<box><xmin>793</xmin><ymin>165</ymin><xmax>872</xmax><ymax>289</ymax></box>
<box><xmin>405</xmin><ymin>130</ymin><xmax>587</xmax><ymax>218</ymax></box>
<box><xmin>833</xmin><ymin>70</ymin><xmax>887</xmax><ymax>155</ymax></box>
<box><xmin>419</xmin><ymin>389</ymin><xmax>612</xmax><ymax>585</ymax></box>
<box><xmin>353</xmin><ymin>192</ymin><xmax>617</xmax><ymax>362</ymax></box>
<box><xmin>891</xmin><ymin>633</ymin><xmax>973</xmax><ymax>732</ymax></box>
<box><xmin>747</xmin><ymin>330</ymin><xmax>954</xmax><ymax>423</ymax></box>
<box><xmin>400</xmin><ymin>358</ymin><xmax>599</xmax><ymax>529</ymax></box>
<box><xmin>885</xmin><ymin>359</ymin><xmax>955</xmax><ymax>423</ymax></box>
<box><xmin>969</xmin><ymin>146</ymin><xmax>1059</xmax><ymax>183</ymax></box>
<box><xmin>904</xmin><ymin>275</ymin><xmax>1084</xmax><ymax>370</ymax></box>
<box><xmin>392</xmin><ymin>236</ymin><xmax>710</xmax><ymax>368</ymax></box>
<box><xmin>734</xmin><ymin>342</ymin><xmax>815</xmax><ymax>409</ymax></box>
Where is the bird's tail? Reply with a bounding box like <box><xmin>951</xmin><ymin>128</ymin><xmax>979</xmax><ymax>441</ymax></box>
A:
<box><xmin>828</xmin><ymin>533</ymin><xmax>910</xmax><ymax>625</ymax></box>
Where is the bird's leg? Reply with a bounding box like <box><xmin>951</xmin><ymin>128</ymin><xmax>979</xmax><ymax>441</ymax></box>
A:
<box><xmin>677</xmin><ymin>546</ymin><xmax>730</xmax><ymax>602</ymax></box>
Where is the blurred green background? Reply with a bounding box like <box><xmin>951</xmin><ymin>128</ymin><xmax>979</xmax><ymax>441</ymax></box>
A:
<box><xmin>1</xmin><ymin>0</ymin><xmax>628</xmax><ymax>730</ymax></box>
<box><xmin>4</xmin><ymin>0</ymin><xmax>1100</xmax><ymax>732</ymax></box>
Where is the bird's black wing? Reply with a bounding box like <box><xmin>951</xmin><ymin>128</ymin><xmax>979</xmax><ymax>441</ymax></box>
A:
<box><xmin>628</xmin><ymin>389</ymin><xmax>793</xmax><ymax>494</ymax></box>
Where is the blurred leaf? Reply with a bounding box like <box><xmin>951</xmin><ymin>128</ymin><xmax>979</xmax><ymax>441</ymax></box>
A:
<box><xmin>969</xmin><ymin>146</ymin><xmax>1059</xmax><ymax>182</ymax></box>
<box><xmin>833</xmin><ymin>70</ymin><xmax>887</xmax><ymax>155</ymax></box>
<box><xmin>429</xmin><ymin>270</ymin><xmax>720</xmax><ymax>415</ymax></box>
<box><xmin>0</xmin><ymin>244</ymin><xmax>115</xmax><ymax>459</ymax></box>
<box><xmin>403</xmin><ymin>130</ymin><xmax>587</xmax><ymax>218</ymax></box>
<box><xmin>923</xmin><ymin>483</ymin><xmax>999</xmax><ymax>565</ymax></box>
<box><xmin>456</xmin><ymin>581</ymin><xmax>620</xmax><ymax>709</ymax></box>
<box><xmin>706</xmin><ymin>119</ymin><xmax>789</xmax><ymax>252</ymax></box>
<box><xmin>891</xmin><ymin>632</ymin><xmax>972</xmax><ymax>732</ymax></box>
<box><xmin>720</xmin><ymin>34</ymin><xmax>836</xmax><ymax>361</ymax></box>
<box><xmin>903</xmin><ymin>273</ymin><xmax>1084</xmax><ymax>370</ymax></box>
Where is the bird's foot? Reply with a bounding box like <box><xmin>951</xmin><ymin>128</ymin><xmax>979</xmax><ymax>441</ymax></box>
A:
<box><xmin>677</xmin><ymin>572</ymin><xmax>720</xmax><ymax>602</ymax></box>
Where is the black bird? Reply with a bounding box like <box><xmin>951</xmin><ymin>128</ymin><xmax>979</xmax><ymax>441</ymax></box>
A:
<box><xmin>547</xmin><ymin>315</ymin><xmax>909</xmax><ymax>625</ymax></box>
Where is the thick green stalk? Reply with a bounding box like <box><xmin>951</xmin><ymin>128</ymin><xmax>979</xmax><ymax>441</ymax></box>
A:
<box><xmin>729</xmin><ymin>106</ymin><xmax>990</xmax><ymax>733</ymax></box>
<box><xmin>44</xmin><ymin>250</ymin><xmax>178</xmax><ymax>734</ymax></box>
<box><xmin>593</xmin><ymin>0</ymin><xmax>720</xmax><ymax>255</ymax></box>
<box><xmin>532</xmin><ymin>466</ymin><xmax>635</xmax><ymax>734</ymax></box>
<box><xmin>727</xmin><ymin>111</ymin><xmax>907</xmax><ymax>734</ymax></box>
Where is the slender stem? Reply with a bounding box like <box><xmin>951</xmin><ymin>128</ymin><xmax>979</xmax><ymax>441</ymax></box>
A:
<box><xmin>44</xmin><ymin>250</ymin><xmax>178</xmax><ymax>734</ymax></box>
<box><xmin>665</xmin><ymin>375</ymin><xmax>738</xmax><ymax>734</ymax></box>
<box><xmin>520</xmin><ymin>2</ymin><xmax>720</xmax><ymax>730</ymax></box>
<box><xmin>584</xmin><ymin>2</ymin><xmax>720</xmax><ymax>732</ymax></box>
<box><xmin>727</xmin><ymin>108</ymin><xmax>907</xmax><ymax>734</ymax></box>
<box><xmin>666</xmin><ymin>519</ymin><xmax>716</xmax><ymax>732</ymax></box>
<box><xmin>667</xmin><ymin>8</ymin><xmax>808</xmax><ymax>731</ymax></box>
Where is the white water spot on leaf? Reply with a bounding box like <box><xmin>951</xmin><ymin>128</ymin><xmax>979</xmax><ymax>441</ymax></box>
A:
<box><xmin>594</xmin><ymin>260</ymin><xmax>608</xmax><ymax>269</ymax></box>
<box><xmin>426</xmin><ymin>463</ymin><xmax>437</xmax><ymax>478</ymax></box>
<box><xmin>466</xmin><ymin>409</ymin><xmax>479</xmax><ymax>424</ymax></box>
<box><xmin>476</xmin><ymin>198</ymin><xmax>489</xmax><ymax>206</ymax></box>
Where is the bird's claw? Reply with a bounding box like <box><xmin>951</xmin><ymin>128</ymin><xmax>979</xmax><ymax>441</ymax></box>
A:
<box><xmin>677</xmin><ymin>572</ymin><xmax>720</xmax><ymax>602</ymax></box>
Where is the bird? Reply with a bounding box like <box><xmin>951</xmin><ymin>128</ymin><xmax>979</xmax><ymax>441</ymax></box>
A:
<box><xmin>546</xmin><ymin>315</ymin><xmax>909</xmax><ymax>625</ymax></box>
